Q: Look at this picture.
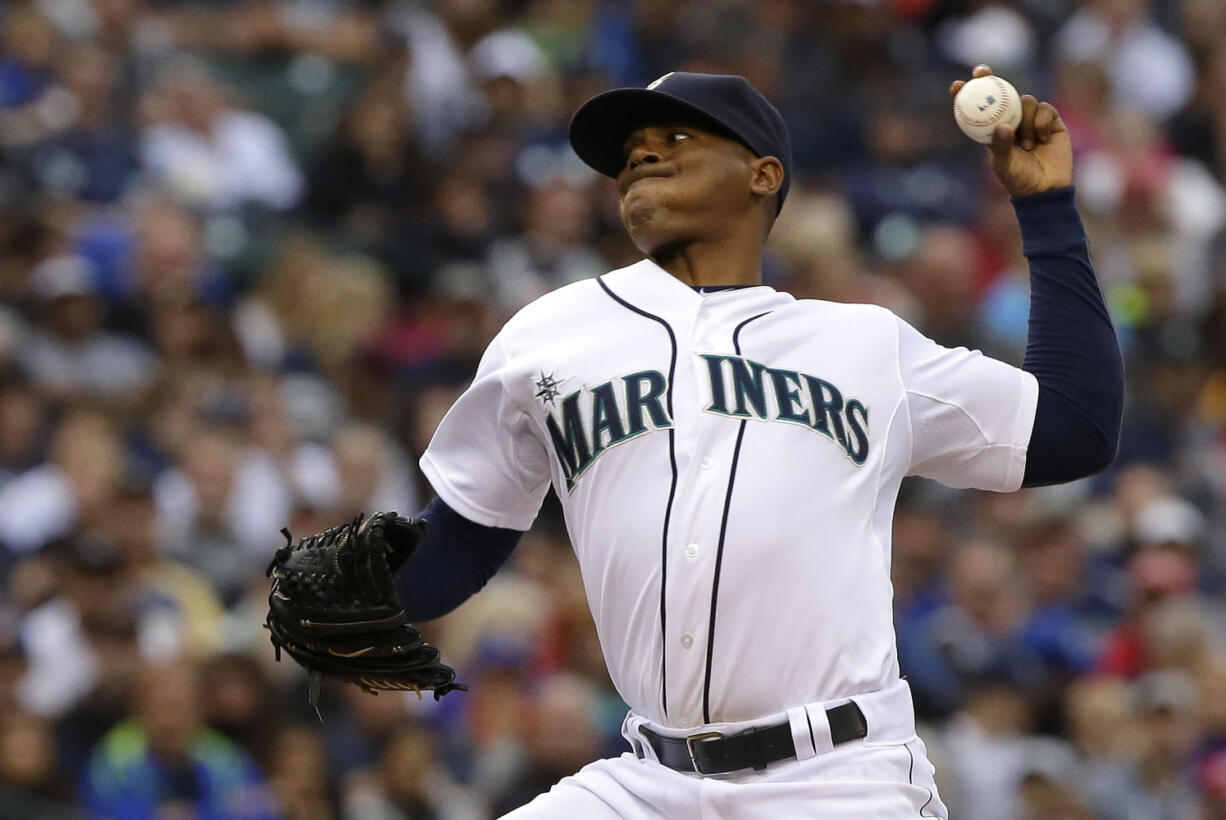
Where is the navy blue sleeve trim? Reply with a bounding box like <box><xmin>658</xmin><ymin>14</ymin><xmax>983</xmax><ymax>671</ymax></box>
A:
<box><xmin>395</xmin><ymin>497</ymin><xmax>522</xmax><ymax>621</ymax></box>
<box><xmin>1015</xmin><ymin>187</ymin><xmax>1124</xmax><ymax>487</ymax></box>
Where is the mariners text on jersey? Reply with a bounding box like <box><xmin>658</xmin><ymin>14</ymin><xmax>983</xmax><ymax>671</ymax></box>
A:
<box><xmin>544</xmin><ymin>359</ymin><xmax>869</xmax><ymax>490</ymax></box>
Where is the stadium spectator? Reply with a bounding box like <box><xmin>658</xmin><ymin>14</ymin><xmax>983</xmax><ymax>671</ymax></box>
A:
<box><xmin>80</xmin><ymin>660</ymin><xmax>278</xmax><ymax>819</ymax></box>
<box><xmin>1089</xmin><ymin>670</ymin><xmax>1204</xmax><ymax>818</ymax></box>
<box><xmin>491</xmin><ymin>672</ymin><xmax>604</xmax><ymax>815</ymax></box>
<box><xmin>141</xmin><ymin>59</ymin><xmax>303</xmax><ymax>212</ymax></box>
<box><xmin>18</xmin><ymin>255</ymin><xmax>156</xmax><ymax>403</ymax></box>
<box><xmin>153</xmin><ymin>426</ymin><xmax>291</xmax><ymax>605</ymax></box>
<box><xmin>343</xmin><ymin>721</ymin><xmax>482</xmax><ymax>819</ymax></box>
<box><xmin>0</xmin><ymin>409</ymin><xmax>127</xmax><ymax>556</ymax></box>
<box><xmin>1054</xmin><ymin>0</ymin><xmax>1196</xmax><ymax>120</ymax></box>
<box><xmin>0</xmin><ymin>708</ymin><xmax>78</xmax><ymax>819</ymax></box>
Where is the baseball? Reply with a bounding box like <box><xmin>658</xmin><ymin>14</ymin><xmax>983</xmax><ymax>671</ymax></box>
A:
<box><xmin>953</xmin><ymin>74</ymin><xmax>1023</xmax><ymax>144</ymax></box>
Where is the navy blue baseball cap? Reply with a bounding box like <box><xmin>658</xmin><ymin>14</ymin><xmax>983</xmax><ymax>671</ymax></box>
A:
<box><xmin>569</xmin><ymin>71</ymin><xmax>792</xmax><ymax>211</ymax></box>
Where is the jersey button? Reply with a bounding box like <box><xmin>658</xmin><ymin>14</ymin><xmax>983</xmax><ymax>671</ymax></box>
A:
<box><xmin>685</xmin><ymin>543</ymin><xmax>699</xmax><ymax>557</ymax></box>
<box><xmin>700</xmin><ymin>457</ymin><xmax>713</xmax><ymax>470</ymax></box>
<box><xmin>680</xmin><ymin>633</ymin><xmax>694</xmax><ymax>649</ymax></box>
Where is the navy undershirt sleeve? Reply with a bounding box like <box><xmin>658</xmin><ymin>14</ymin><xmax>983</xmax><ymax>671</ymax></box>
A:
<box><xmin>1015</xmin><ymin>187</ymin><xmax>1124</xmax><ymax>487</ymax></box>
<box><xmin>395</xmin><ymin>497</ymin><xmax>522</xmax><ymax>621</ymax></box>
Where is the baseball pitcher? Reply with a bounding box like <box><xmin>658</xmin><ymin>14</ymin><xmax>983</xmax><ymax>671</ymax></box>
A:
<box><xmin>269</xmin><ymin>65</ymin><xmax>1123</xmax><ymax>818</ymax></box>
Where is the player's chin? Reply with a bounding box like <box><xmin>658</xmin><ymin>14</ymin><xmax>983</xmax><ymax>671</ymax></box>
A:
<box><xmin>622</xmin><ymin>190</ymin><xmax>699</xmax><ymax>251</ymax></box>
<box><xmin>621</xmin><ymin>195</ymin><xmax>663</xmax><ymax>236</ymax></box>
<box><xmin>621</xmin><ymin>191</ymin><xmax>653</xmax><ymax>223</ymax></box>
<box><xmin>623</xmin><ymin>213</ymin><xmax>675</xmax><ymax>254</ymax></box>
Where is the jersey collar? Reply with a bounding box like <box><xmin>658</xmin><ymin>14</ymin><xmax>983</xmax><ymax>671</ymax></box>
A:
<box><xmin>600</xmin><ymin>258</ymin><xmax>784</xmax><ymax>319</ymax></box>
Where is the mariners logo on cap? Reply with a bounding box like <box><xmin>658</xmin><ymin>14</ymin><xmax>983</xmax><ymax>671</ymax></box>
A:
<box><xmin>646</xmin><ymin>72</ymin><xmax>674</xmax><ymax>90</ymax></box>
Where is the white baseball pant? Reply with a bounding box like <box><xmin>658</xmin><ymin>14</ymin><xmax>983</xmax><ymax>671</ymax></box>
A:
<box><xmin>501</xmin><ymin>681</ymin><xmax>947</xmax><ymax>819</ymax></box>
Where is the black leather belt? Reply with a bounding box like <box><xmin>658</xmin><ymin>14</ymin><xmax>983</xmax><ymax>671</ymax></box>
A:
<box><xmin>636</xmin><ymin>701</ymin><xmax>868</xmax><ymax>776</ymax></box>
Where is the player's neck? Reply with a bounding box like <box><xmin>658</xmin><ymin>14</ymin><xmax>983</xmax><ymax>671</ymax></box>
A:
<box><xmin>648</xmin><ymin>237</ymin><xmax>763</xmax><ymax>287</ymax></box>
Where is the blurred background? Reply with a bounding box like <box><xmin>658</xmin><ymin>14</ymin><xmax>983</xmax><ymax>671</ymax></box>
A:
<box><xmin>0</xmin><ymin>0</ymin><xmax>1224</xmax><ymax>817</ymax></box>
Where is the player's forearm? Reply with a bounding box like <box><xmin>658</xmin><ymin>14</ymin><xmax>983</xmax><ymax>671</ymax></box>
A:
<box><xmin>395</xmin><ymin>497</ymin><xmax>522</xmax><ymax>620</ymax></box>
<box><xmin>1015</xmin><ymin>186</ymin><xmax>1124</xmax><ymax>486</ymax></box>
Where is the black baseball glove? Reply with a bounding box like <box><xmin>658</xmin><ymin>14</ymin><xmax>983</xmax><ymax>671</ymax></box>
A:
<box><xmin>264</xmin><ymin>512</ymin><xmax>466</xmax><ymax>711</ymax></box>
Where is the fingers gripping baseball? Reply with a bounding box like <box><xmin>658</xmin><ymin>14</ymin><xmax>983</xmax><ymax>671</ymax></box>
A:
<box><xmin>952</xmin><ymin>65</ymin><xmax>1073</xmax><ymax>197</ymax></box>
<box><xmin>1016</xmin><ymin>95</ymin><xmax>1038</xmax><ymax>151</ymax></box>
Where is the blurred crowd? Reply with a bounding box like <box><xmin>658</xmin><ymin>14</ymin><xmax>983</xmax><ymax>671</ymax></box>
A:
<box><xmin>0</xmin><ymin>0</ymin><xmax>1225</xmax><ymax>817</ymax></box>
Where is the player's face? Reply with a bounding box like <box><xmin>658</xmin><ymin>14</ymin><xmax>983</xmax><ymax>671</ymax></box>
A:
<box><xmin>616</xmin><ymin>122</ymin><xmax>761</xmax><ymax>253</ymax></box>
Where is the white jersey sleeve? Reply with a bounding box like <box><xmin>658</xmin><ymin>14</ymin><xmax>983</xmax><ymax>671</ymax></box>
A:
<box><xmin>896</xmin><ymin>315</ymin><xmax>1038</xmax><ymax>491</ymax></box>
<box><xmin>419</xmin><ymin>333</ymin><xmax>552</xmax><ymax>530</ymax></box>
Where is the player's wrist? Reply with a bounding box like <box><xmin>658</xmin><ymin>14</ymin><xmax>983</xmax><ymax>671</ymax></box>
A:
<box><xmin>1000</xmin><ymin>176</ymin><xmax>1074</xmax><ymax>198</ymax></box>
<box><xmin>1010</xmin><ymin>185</ymin><xmax>1076</xmax><ymax>205</ymax></box>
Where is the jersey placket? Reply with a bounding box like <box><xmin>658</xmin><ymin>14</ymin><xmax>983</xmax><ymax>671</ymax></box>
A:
<box><xmin>661</xmin><ymin>295</ymin><xmax>769</xmax><ymax>726</ymax></box>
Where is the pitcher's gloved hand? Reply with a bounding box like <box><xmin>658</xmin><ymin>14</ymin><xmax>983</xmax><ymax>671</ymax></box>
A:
<box><xmin>264</xmin><ymin>512</ymin><xmax>467</xmax><ymax>712</ymax></box>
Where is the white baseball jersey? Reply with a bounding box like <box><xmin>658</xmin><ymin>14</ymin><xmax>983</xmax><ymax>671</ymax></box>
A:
<box><xmin>422</xmin><ymin>259</ymin><xmax>1037</xmax><ymax>730</ymax></box>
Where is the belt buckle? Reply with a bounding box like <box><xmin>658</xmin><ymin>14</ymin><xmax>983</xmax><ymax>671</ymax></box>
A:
<box><xmin>685</xmin><ymin>731</ymin><xmax>724</xmax><ymax>775</ymax></box>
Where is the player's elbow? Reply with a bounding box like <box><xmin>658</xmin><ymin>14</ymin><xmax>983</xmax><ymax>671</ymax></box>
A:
<box><xmin>1081</xmin><ymin>394</ymin><xmax>1124</xmax><ymax>478</ymax></box>
<box><xmin>1079</xmin><ymin>428</ymin><xmax>1119</xmax><ymax>478</ymax></box>
<box><xmin>1086</xmin><ymin>377</ymin><xmax>1125</xmax><ymax>477</ymax></box>
<box><xmin>1021</xmin><ymin>405</ymin><xmax>1122</xmax><ymax>487</ymax></box>
<box><xmin>1023</xmin><ymin>438</ymin><xmax>1113</xmax><ymax>488</ymax></box>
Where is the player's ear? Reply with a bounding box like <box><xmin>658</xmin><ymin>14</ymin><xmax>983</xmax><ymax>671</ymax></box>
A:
<box><xmin>750</xmin><ymin>156</ymin><xmax>784</xmax><ymax>199</ymax></box>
